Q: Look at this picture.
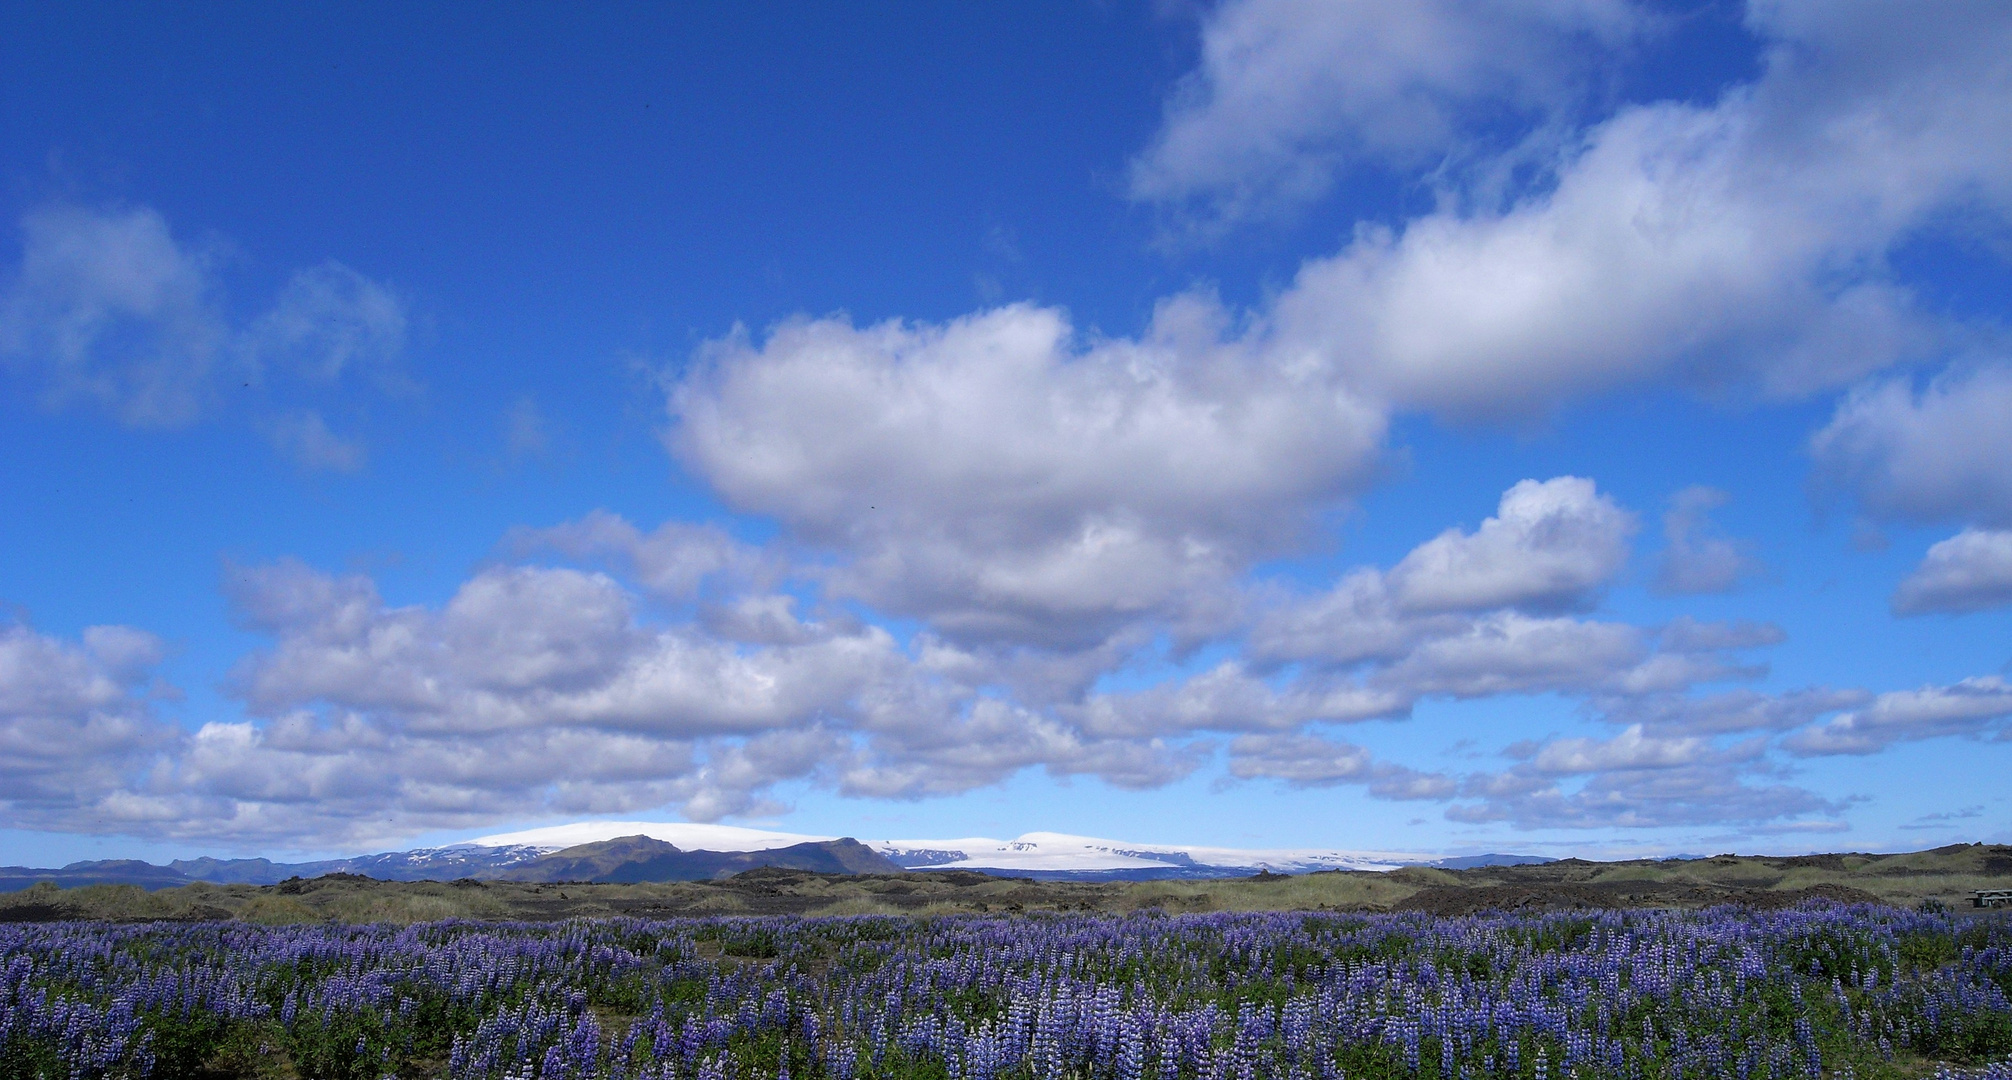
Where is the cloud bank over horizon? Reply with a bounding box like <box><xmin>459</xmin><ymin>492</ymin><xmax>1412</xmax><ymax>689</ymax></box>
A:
<box><xmin>10</xmin><ymin>466</ymin><xmax>2006</xmax><ymax>852</ymax></box>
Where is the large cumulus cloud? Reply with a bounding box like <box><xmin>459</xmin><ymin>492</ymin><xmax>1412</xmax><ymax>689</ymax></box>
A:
<box><xmin>670</xmin><ymin>298</ymin><xmax>1386</xmax><ymax>652</ymax></box>
<box><xmin>0</xmin><ymin>619</ymin><xmax>180</xmax><ymax>830</ymax></box>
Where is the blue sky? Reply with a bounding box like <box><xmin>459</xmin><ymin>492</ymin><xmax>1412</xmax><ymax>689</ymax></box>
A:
<box><xmin>2</xmin><ymin>0</ymin><xmax>2009</xmax><ymax>865</ymax></box>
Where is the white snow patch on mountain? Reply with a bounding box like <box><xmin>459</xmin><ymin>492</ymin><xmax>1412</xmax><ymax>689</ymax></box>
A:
<box><xmin>868</xmin><ymin>831</ymin><xmax>1429</xmax><ymax>873</ymax></box>
<box><xmin>461</xmin><ymin>822</ymin><xmax>1431</xmax><ymax>873</ymax></box>
<box><xmin>470</xmin><ymin>821</ymin><xmax>833</xmax><ymax>852</ymax></box>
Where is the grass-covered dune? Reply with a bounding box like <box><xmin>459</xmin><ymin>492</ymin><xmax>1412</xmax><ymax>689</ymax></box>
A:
<box><xmin>3</xmin><ymin>843</ymin><xmax>2009</xmax><ymax>925</ymax></box>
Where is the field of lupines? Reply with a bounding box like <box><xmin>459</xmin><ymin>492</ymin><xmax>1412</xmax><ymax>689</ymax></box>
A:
<box><xmin>2</xmin><ymin>902</ymin><xmax>2009</xmax><ymax>1080</ymax></box>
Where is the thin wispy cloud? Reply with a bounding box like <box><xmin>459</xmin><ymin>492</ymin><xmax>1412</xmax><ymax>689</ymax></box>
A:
<box><xmin>1</xmin><ymin>203</ymin><xmax>408</xmax><ymax>469</ymax></box>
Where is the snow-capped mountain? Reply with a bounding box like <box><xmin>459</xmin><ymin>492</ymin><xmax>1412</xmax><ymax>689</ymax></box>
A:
<box><xmin>868</xmin><ymin>831</ymin><xmax>1435</xmax><ymax>877</ymax></box>
<box><xmin>164</xmin><ymin>843</ymin><xmax>562</xmax><ymax>884</ymax></box>
<box><xmin>4</xmin><ymin>822</ymin><xmax>1548</xmax><ymax>890</ymax></box>
<box><xmin>472</xmin><ymin>821</ymin><xmax>832</xmax><ymax>854</ymax></box>
<box><xmin>457</xmin><ymin>822</ymin><xmax>1464</xmax><ymax>880</ymax></box>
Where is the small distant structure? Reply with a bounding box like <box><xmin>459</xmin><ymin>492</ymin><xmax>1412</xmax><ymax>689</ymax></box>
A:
<box><xmin>1974</xmin><ymin>888</ymin><xmax>2012</xmax><ymax>909</ymax></box>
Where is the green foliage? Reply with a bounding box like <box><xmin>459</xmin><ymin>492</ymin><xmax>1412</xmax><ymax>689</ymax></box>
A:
<box><xmin>0</xmin><ymin>1040</ymin><xmax>64</xmax><ymax>1080</ymax></box>
<box><xmin>192</xmin><ymin>1021</ymin><xmax>296</xmax><ymax>1080</ymax></box>
<box><xmin>1898</xmin><ymin>929</ymin><xmax>1959</xmax><ymax>973</ymax></box>
<box><xmin>723</xmin><ymin>927</ymin><xmax>781</xmax><ymax>958</ymax></box>
<box><xmin>1914</xmin><ymin>1006</ymin><xmax>2012</xmax><ymax>1064</ymax></box>
<box><xmin>138</xmin><ymin>1009</ymin><xmax>237</xmax><ymax>1076</ymax></box>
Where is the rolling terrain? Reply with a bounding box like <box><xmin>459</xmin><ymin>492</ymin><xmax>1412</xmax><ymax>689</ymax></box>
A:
<box><xmin>0</xmin><ymin>836</ymin><xmax>897</xmax><ymax>893</ymax></box>
<box><xmin>3</xmin><ymin>842</ymin><xmax>2006</xmax><ymax>924</ymax></box>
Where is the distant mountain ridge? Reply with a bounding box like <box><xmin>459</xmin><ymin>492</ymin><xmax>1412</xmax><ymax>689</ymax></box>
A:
<box><xmin>0</xmin><ymin>859</ymin><xmax>194</xmax><ymax>892</ymax></box>
<box><xmin>0</xmin><ymin>823</ymin><xmax>1549</xmax><ymax>891</ymax></box>
<box><xmin>163</xmin><ymin>844</ymin><xmax>557</xmax><ymax>885</ymax></box>
<box><xmin>0</xmin><ymin>848</ymin><xmax>546</xmax><ymax>892</ymax></box>
<box><xmin>0</xmin><ymin>837</ymin><xmax>898</xmax><ymax>892</ymax></box>
<box><xmin>466</xmin><ymin>823</ymin><xmax>1542</xmax><ymax>879</ymax></box>
<box><xmin>489</xmin><ymin>836</ymin><xmax>899</xmax><ymax>883</ymax></box>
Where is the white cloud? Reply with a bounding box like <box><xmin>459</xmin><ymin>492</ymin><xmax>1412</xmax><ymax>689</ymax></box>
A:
<box><xmin>0</xmin><ymin>618</ymin><xmax>180</xmax><ymax>827</ymax></box>
<box><xmin>1374</xmin><ymin>612</ymin><xmax>1648</xmax><ymax>698</ymax></box>
<box><xmin>0</xmin><ymin>204</ymin><xmax>407</xmax><ymax>460</ymax></box>
<box><xmin>840</xmin><ymin>699</ymin><xmax>1200</xmax><ymax>800</ymax></box>
<box><xmin>243</xmin><ymin>262</ymin><xmax>406</xmax><ymax>387</ymax></box>
<box><xmin>266</xmin><ymin>410</ymin><xmax>367</xmax><ymax>472</ymax></box>
<box><xmin>1247</xmin><ymin>568</ymin><xmax>1448</xmax><ymax>669</ymax></box>
<box><xmin>1132</xmin><ymin>0</ymin><xmax>2012</xmax><ymax>525</ymax></box>
<box><xmin>1239</xmin><ymin>0</ymin><xmax>2012</xmax><ymax>416</ymax></box>
<box><xmin>1449</xmin><ymin>759</ymin><xmax>1834</xmax><ymax>830</ymax></box>
<box><xmin>1451</xmin><ymin>724</ymin><xmax>1827</xmax><ymax>829</ymax></box>
<box><xmin>15</xmin><ymin>500</ymin><xmax>1996</xmax><ymax>846</ymax></box>
<box><xmin>155</xmin><ymin>553</ymin><xmax>901</xmax><ymax>840</ymax></box>
<box><xmin>1595</xmin><ymin>686</ymin><xmax>1867</xmax><ymax>737</ymax></box>
<box><xmin>1226</xmin><ymin>721</ymin><xmax>1831</xmax><ymax>832</ymax></box>
<box><xmin>1892</xmin><ymin>528</ymin><xmax>2012</xmax><ymax>615</ymax></box>
<box><xmin>1784</xmin><ymin>676</ymin><xmax>2012</xmax><ymax>755</ymax></box>
<box><xmin>662</xmin><ymin>0</ymin><xmax>2012</xmax><ymax>679</ymax></box>
<box><xmin>1226</xmin><ymin>732</ymin><xmax>1455</xmax><ymax>799</ymax></box>
<box><xmin>1265</xmin><ymin>106</ymin><xmax>1933</xmax><ymax>415</ymax></box>
<box><xmin>1250</xmin><ymin>476</ymin><xmax>1634</xmax><ymax>668</ymax></box>
<box><xmin>1525</xmin><ymin>724</ymin><xmax>1744</xmax><ymax>775</ymax></box>
<box><xmin>0</xmin><ymin>621</ymin><xmax>163</xmax><ymax>724</ymax></box>
<box><xmin>1387</xmin><ymin>476</ymin><xmax>1635</xmax><ymax>613</ymax></box>
<box><xmin>0</xmin><ymin>204</ymin><xmax>226</xmax><ymax>426</ymax></box>
<box><xmin>506</xmin><ymin>511</ymin><xmax>767</xmax><ymax>604</ymax></box>
<box><xmin>1075</xmin><ymin>661</ymin><xmax>1409</xmax><ymax>738</ymax></box>
<box><xmin>1811</xmin><ymin>362</ymin><xmax>2012</xmax><ymax>529</ymax></box>
<box><xmin>1656</xmin><ymin>616</ymin><xmax>1783</xmax><ymax>654</ymax></box>
<box><xmin>1653</xmin><ymin>486</ymin><xmax>1760</xmax><ymax>595</ymax></box>
<box><xmin>669</xmin><ymin>298</ymin><xmax>1385</xmax><ymax>649</ymax></box>
<box><xmin>1130</xmin><ymin>0</ymin><xmax>1647</xmax><ymax>228</ymax></box>
<box><xmin>151</xmin><ymin>715</ymin><xmax>714</xmax><ymax>848</ymax></box>
<box><xmin>1248</xmin><ymin>480</ymin><xmax>1760</xmax><ymax>707</ymax></box>
<box><xmin>157</xmin><ymin>554</ymin><xmax>1207</xmax><ymax>844</ymax></box>
<box><xmin>674</xmin><ymin>728</ymin><xmax>851</xmax><ymax>821</ymax></box>
<box><xmin>224</xmin><ymin>559</ymin><xmax>892</xmax><ymax>736</ymax></box>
